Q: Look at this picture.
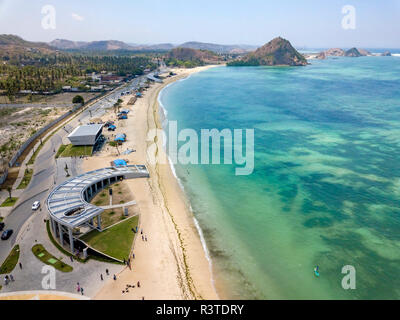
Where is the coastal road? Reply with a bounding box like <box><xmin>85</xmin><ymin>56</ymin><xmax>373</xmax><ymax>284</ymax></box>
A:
<box><xmin>0</xmin><ymin>75</ymin><xmax>148</xmax><ymax>262</ymax></box>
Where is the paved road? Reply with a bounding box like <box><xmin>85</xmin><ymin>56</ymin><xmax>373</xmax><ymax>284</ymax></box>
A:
<box><xmin>0</xmin><ymin>75</ymin><xmax>147</xmax><ymax>262</ymax></box>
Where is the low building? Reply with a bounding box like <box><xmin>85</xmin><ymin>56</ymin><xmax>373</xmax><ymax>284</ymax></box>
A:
<box><xmin>67</xmin><ymin>124</ymin><xmax>103</xmax><ymax>146</ymax></box>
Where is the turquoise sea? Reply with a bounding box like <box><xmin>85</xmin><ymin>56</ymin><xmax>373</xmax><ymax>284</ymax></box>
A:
<box><xmin>159</xmin><ymin>56</ymin><xmax>400</xmax><ymax>299</ymax></box>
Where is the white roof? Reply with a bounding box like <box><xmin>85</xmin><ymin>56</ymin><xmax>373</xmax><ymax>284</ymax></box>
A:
<box><xmin>68</xmin><ymin>124</ymin><xmax>103</xmax><ymax>139</ymax></box>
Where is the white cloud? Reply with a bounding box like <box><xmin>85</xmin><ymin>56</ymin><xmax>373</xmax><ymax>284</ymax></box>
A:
<box><xmin>71</xmin><ymin>13</ymin><xmax>84</xmax><ymax>22</ymax></box>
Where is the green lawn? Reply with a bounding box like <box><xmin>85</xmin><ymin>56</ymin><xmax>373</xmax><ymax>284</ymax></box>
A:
<box><xmin>0</xmin><ymin>197</ymin><xmax>18</xmax><ymax>207</ymax></box>
<box><xmin>32</xmin><ymin>244</ymin><xmax>73</xmax><ymax>272</ymax></box>
<box><xmin>57</xmin><ymin>144</ymin><xmax>93</xmax><ymax>158</ymax></box>
<box><xmin>17</xmin><ymin>168</ymin><xmax>33</xmax><ymax>189</ymax></box>
<box><xmin>80</xmin><ymin>215</ymin><xmax>139</xmax><ymax>261</ymax></box>
<box><xmin>55</xmin><ymin>144</ymin><xmax>67</xmax><ymax>158</ymax></box>
<box><xmin>0</xmin><ymin>245</ymin><xmax>20</xmax><ymax>274</ymax></box>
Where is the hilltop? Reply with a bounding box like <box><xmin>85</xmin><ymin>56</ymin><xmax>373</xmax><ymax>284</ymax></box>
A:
<box><xmin>166</xmin><ymin>47</ymin><xmax>223</xmax><ymax>67</ymax></box>
<box><xmin>50</xmin><ymin>39</ymin><xmax>135</xmax><ymax>51</ymax></box>
<box><xmin>228</xmin><ymin>37</ymin><xmax>307</xmax><ymax>66</ymax></box>
<box><xmin>0</xmin><ymin>34</ymin><xmax>55</xmax><ymax>54</ymax></box>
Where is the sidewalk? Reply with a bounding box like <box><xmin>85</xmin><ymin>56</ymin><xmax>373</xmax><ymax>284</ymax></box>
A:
<box><xmin>100</xmin><ymin>200</ymin><xmax>137</xmax><ymax>210</ymax></box>
<box><xmin>0</xmin><ymin>189</ymin><xmax>24</xmax><ymax>219</ymax></box>
<box><xmin>12</xmin><ymin>139</ymin><xmax>41</xmax><ymax>191</ymax></box>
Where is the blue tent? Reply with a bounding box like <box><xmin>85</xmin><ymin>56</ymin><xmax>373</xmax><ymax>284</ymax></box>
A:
<box><xmin>113</xmin><ymin>159</ymin><xmax>127</xmax><ymax>167</ymax></box>
<box><xmin>115</xmin><ymin>133</ymin><xmax>126</xmax><ymax>142</ymax></box>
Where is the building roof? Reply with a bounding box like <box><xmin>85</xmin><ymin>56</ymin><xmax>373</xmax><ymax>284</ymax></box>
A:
<box><xmin>47</xmin><ymin>166</ymin><xmax>149</xmax><ymax>228</ymax></box>
<box><xmin>68</xmin><ymin>124</ymin><xmax>103</xmax><ymax>139</ymax></box>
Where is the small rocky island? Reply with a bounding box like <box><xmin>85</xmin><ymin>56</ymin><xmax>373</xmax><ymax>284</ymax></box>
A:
<box><xmin>227</xmin><ymin>37</ymin><xmax>308</xmax><ymax>66</ymax></box>
<box><xmin>308</xmin><ymin>47</ymin><xmax>393</xmax><ymax>59</ymax></box>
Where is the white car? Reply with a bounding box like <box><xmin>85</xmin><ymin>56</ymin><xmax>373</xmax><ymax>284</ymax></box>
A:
<box><xmin>32</xmin><ymin>201</ymin><xmax>40</xmax><ymax>211</ymax></box>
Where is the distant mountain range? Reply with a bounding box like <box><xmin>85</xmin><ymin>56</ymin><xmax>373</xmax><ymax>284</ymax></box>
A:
<box><xmin>49</xmin><ymin>38</ymin><xmax>257</xmax><ymax>53</ymax></box>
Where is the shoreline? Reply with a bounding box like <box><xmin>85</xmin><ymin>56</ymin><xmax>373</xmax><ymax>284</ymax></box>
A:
<box><xmin>91</xmin><ymin>65</ymin><xmax>223</xmax><ymax>300</ymax></box>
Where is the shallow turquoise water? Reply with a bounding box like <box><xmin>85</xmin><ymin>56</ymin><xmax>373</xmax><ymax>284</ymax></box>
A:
<box><xmin>160</xmin><ymin>57</ymin><xmax>400</xmax><ymax>299</ymax></box>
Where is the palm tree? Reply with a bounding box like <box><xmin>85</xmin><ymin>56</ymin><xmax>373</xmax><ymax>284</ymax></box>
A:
<box><xmin>6</xmin><ymin>186</ymin><xmax>12</xmax><ymax>199</ymax></box>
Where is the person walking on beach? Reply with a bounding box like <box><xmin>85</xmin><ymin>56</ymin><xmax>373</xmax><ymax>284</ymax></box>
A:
<box><xmin>142</xmin><ymin>235</ymin><xmax>144</xmax><ymax>241</ymax></box>
<box><xmin>80</xmin><ymin>287</ymin><xmax>84</xmax><ymax>295</ymax></box>
<box><xmin>19</xmin><ymin>262</ymin><xmax>22</xmax><ymax>269</ymax></box>
<box><xmin>77</xmin><ymin>282</ymin><xmax>80</xmax><ymax>293</ymax></box>
<box><xmin>100</xmin><ymin>274</ymin><xmax>103</xmax><ymax>281</ymax></box>
<box><xmin>10</xmin><ymin>274</ymin><xmax>14</xmax><ymax>282</ymax></box>
<box><xmin>137</xmin><ymin>281</ymin><xmax>141</xmax><ymax>288</ymax></box>
<box><xmin>106</xmin><ymin>269</ymin><xmax>109</xmax><ymax>276</ymax></box>
<box><xmin>145</xmin><ymin>236</ymin><xmax>147</xmax><ymax>242</ymax></box>
<box><xmin>113</xmin><ymin>274</ymin><xmax>117</xmax><ymax>281</ymax></box>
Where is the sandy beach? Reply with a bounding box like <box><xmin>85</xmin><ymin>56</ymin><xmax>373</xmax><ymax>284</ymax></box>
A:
<box><xmin>84</xmin><ymin>66</ymin><xmax>220</xmax><ymax>300</ymax></box>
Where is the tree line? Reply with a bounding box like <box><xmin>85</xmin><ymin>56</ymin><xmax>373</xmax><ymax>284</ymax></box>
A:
<box><xmin>0</xmin><ymin>53</ymin><xmax>157</xmax><ymax>97</ymax></box>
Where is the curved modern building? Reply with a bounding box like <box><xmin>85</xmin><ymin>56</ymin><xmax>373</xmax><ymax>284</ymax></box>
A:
<box><xmin>46</xmin><ymin>165</ymin><xmax>149</xmax><ymax>254</ymax></box>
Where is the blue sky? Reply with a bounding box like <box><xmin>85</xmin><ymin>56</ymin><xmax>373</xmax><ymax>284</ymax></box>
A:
<box><xmin>0</xmin><ymin>0</ymin><xmax>399</xmax><ymax>48</ymax></box>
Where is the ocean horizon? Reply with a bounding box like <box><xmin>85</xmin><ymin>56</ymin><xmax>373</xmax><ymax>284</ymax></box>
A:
<box><xmin>160</xmin><ymin>56</ymin><xmax>400</xmax><ymax>300</ymax></box>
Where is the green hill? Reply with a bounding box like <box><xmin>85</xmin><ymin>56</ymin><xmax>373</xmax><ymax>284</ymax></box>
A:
<box><xmin>228</xmin><ymin>37</ymin><xmax>307</xmax><ymax>66</ymax></box>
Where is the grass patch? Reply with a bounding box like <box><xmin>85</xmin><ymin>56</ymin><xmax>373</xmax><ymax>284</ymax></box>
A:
<box><xmin>45</xmin><ymin>220</ymin><xmax>120</xmax><ymax>265</ymax></box>
<box><xmin>0</xmin><ymin>245</ymin><xmax>20</xmax><ymax>274</ymax></box>
<box><xmin>93</xmin><ymin>190</ymin><xmax>109</xmax><ymax>206</ymax></box>
<box><xmin>0</xmin><ymin>197</ymin><xmax>18</xmax><ymax>207</ymax></box>
<box><xmin>17</xmin><ymin>168</ymin><xmax>33</xmax><ymax>189</ymax></box>
<box><xmin>55</xmin><ymin>144</ymin><xmax>67</xmax><ymax>158</ymax></box>
<box><xmin>80</xmin><ymin>216</ymin><xmax>138</xmax><ymax>261</ymax></box>
<box><xmin>32</xmin><ymin>244</ymin><xmax>73</xmax><ymax>272</ymax></box>
<box><xmin>58</xmin><ymin>144</ymin><xmax>93</xmax><ymax>158</ymax></box>
<box><xmin>27</xmin><ymin>141</ymin><xmax>45</xmax><ymax>165</ymax></box>
<box><xmin>95</xmin><ymin>208</ymin><xmax>125</xmax><ymax>229</ymax></box>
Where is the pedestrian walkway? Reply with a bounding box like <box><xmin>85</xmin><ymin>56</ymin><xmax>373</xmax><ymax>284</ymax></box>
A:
<box><xmin>100</xmin><ymin>200</ymin><xmax>137</xmax><ymax>210</ymax></box>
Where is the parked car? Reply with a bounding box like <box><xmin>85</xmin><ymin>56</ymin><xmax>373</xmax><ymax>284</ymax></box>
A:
<box><xmin>32</xmin><ymin>201</ymin><xmax>40</xmax><ymax>211</ymax></box>
<box><xmin>0</xmin><ymin>222</ymin><xmax>5</xmax><ymax>231</ymax></box>
<box><xmin>1</xmin><ymin>229</ymin><xmax>13</xmax><ymax>240</ymax></box>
